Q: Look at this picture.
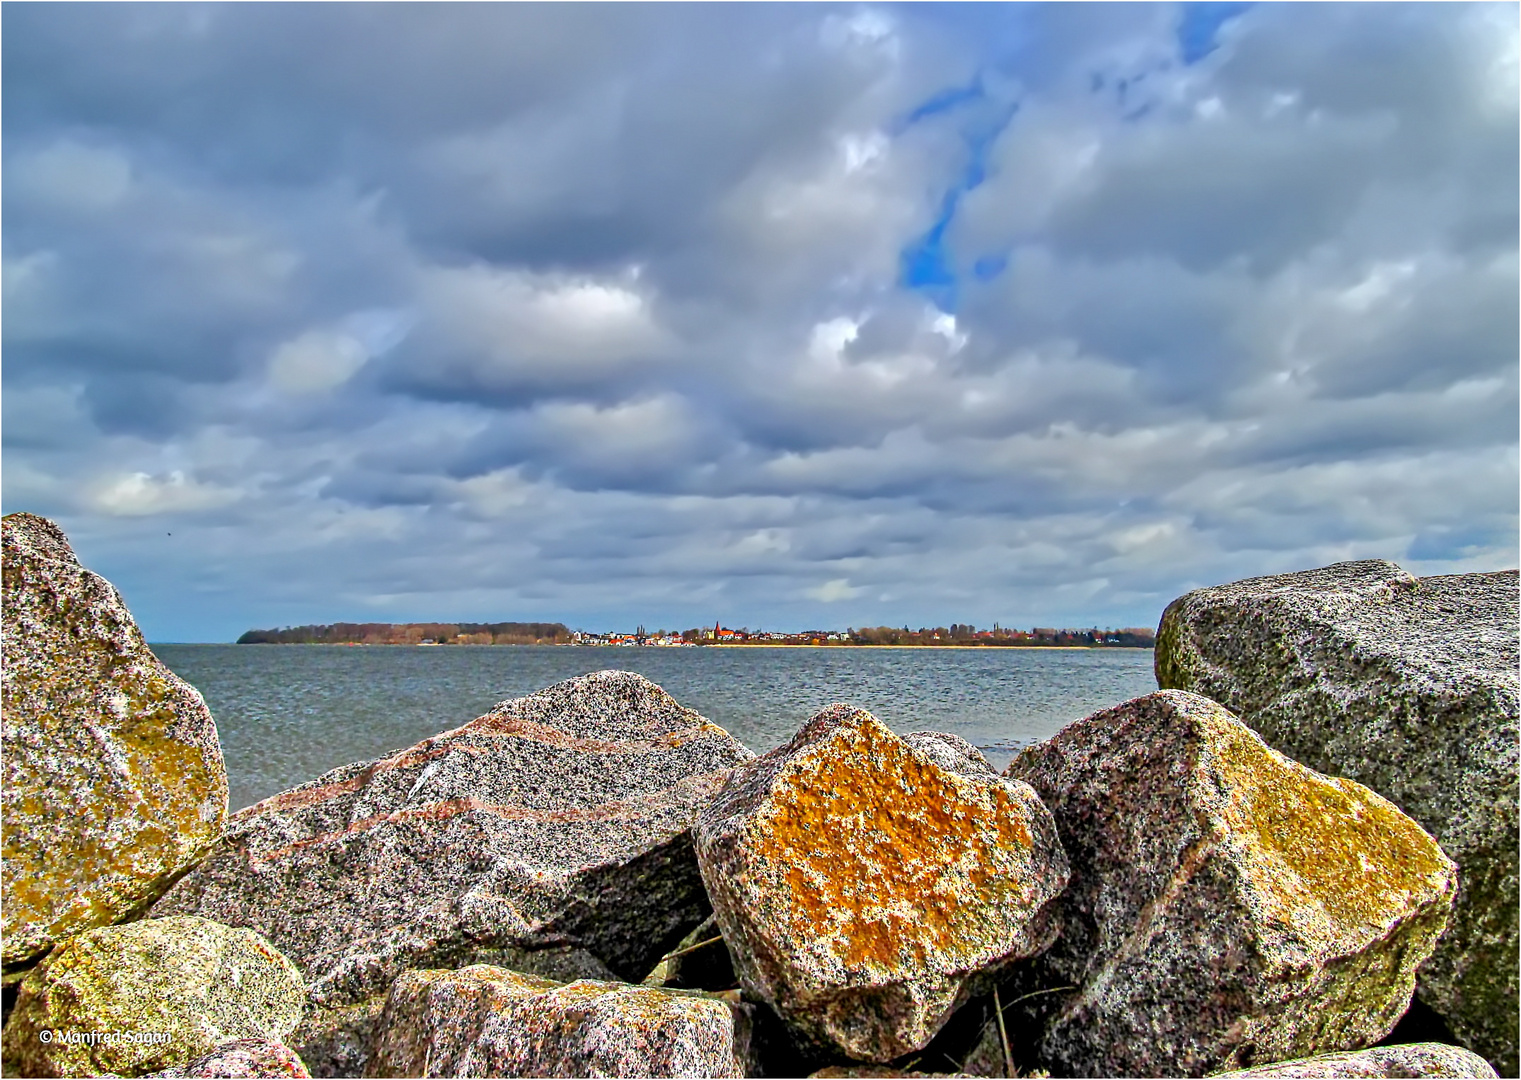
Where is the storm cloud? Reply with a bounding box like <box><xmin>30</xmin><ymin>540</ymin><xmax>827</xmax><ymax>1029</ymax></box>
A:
<box><xmin>4</xmin><ymin>2</ymin><xmax>1516</xmax><ymax>641</ymax></box>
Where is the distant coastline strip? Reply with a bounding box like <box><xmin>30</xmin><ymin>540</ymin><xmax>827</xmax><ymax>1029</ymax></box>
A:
<box><xmin>235</xmin><ymin>621</ymin><xmax>1156</xmax><ymax>648</ymax></box>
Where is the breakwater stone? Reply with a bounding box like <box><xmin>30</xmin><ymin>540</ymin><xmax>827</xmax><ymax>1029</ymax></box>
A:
<box><xmin>145</xmin><ymin>1038</ymin><xmax>312</xmax><ymax>1078</ymax></box>
<box><xmin>694</xmin><ymin>705</ymin><xmax>1069</xmax><ymax>1062</ymax></box>
<box><xmin>151</xmin><ymin>671</ymin><xmax>754</xmax><ymax>1013</ymax></box>
<box><xmin>1</xmin><ymin>513</ymin><xmax>228</xmax><ymax>983</ymax></box>
<box><xmin>1</xmin><ymin>915</ymin><xmax>306</xmax><ymax>1078</ymax></box>
<box><xmin>1210</xmin><ymin>1042</ymin><xmax>1499</xmax><ymax>1078</ymax></box>
<box><xmin>365</xmin><ymin>965</ymin><xmax>751</xmax><ymax>1078</ymax></box>
<box><xmin>1155</xmin><ymin>561</ymin><xmax>1519</xmax><ymax>1074</ymax></box>
<box><xmin>1004</xmin><ymin>690</ymin><xmax>1457</xmax><ymax>1078</ymax></box>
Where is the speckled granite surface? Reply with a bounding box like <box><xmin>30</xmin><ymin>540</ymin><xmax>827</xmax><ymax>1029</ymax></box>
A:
<box><xmin>1155</xmin><ymin>561</ymin><xmax>1519</xmax><ymax>1075</ymax></box>
<box><xmin>2</xmin><ymin>916</ymin><xmax>305</xmax><ymax>1078</ymax></box>
<box><xmin>147</xmin><ymin>1038</ymin><xmax>312</xmax><ymax>1078</ymax></box>
<box><xmin>1004</xmin><ymin>690</ymin><xmax>1457</xmax><ymax>1078</ymax></box>
<box><xmin>366</xmin><ymin>965</ymin><xmax>751</xmax><ymax>1078</ymax></box>
<box><xmin>1209</xmin><ymin>1041</ymin><xmax>1498</xmax><ymax>1078</ymax></box>
<box><xmin>2</xmin><ymin>512</ymin><xmax>227</xmax><ymax>982</ymax></box>
<box><xmin>151</xmin><ymin>670</ymin><xmax>754</xmax><ymax>1011</ymax></box>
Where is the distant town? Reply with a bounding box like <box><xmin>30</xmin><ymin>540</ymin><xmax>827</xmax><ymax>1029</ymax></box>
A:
<box><xmin>236</xmin><ymin>621</ymin><xmax>1156</xmax><ymax>648</ymax></box>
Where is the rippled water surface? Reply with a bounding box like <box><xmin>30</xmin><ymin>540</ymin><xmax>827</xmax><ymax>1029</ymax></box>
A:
<box><xmin>154</xmin><ymin>644</ymin><xmax>1158</xmax><ymax>811</ymax></box>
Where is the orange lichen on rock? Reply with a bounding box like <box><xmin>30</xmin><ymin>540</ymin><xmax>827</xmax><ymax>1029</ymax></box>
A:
<box><xmin>751</xmin><ymin>718</ymin><xmax>1038</xmax><ymax>975</ymax></box>
<box><xmin>694</xmin><ymin>706</ymin><xmax>1068</xmax><ymax>1061</ymax></box>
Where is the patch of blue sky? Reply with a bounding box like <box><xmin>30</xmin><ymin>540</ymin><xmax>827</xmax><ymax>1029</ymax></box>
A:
<box><xmin>972</xmin><ymin>254</ymin><xmax>1009</xmax><ymax>283</ymax></box>
<box><xmin>896</xmin><ymin>75</ymin><xmax>1020</xmax><ymax>311</ymax></box>
<box><xmin>898</xmin><ymin>79</ymin><xmax>989</xmax><ymax>130</ymax></box>
<box><xmin>1408</xmin><ymin>525</ymin><xmax>1502</xmax><ymax>562</ymax></box>
<box><xmin>1177</xmin><ymin>2</ymin><xmax>1254</xmax><ymax>65</ymax></box>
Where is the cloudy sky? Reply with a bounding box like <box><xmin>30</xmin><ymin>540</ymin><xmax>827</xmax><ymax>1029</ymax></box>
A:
<box><xmin>4</xmin><ymin>3</ymin><xmax>1516</xmax><ymax>643</ymax></box>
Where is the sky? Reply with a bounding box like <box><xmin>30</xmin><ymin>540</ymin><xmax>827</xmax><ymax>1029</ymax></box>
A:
<box><xmin>3</xmin><ymin>2</ymin><xmax>1517</xmax><ymax>643</ymax></box>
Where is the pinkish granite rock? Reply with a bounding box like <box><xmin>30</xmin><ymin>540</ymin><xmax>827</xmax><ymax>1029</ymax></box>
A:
<box><xmin>288</xmin><ymin>998</ymin><xmax>385</xmax><ymax>1080</ymax></box>
<box><xmin>365</xmin><ymin>965</ymin><xmax>752</xmax><ymax>1078</ymax></box>
<box><xmin>1211</xmin><ymin>1042</ymin><xmax>1499</xmax><ymax>1078</ymax></box>
<box><xmin>693</xmin><ymin>707</ymin><xmax>1069</xmax><ymax>1062</ymax></box>
<box><xmin>148</xmin><ymin>1038</ymin><xmax>311</xmax><ymax>1078</ymax></box>
<box><xmin>2</xmin><ymin>513</ymin><xmax>227</xmax><ymax>983</ymax></box>
<box><xmin>1004</xmin><ymin>690</ymin><xmax>1458</xmax><ymax>1078</ymax></box>
<box><xmin>151</xmin><ymin>671</ymin><xmax>754</xmax><ymax>1013</ymax></box>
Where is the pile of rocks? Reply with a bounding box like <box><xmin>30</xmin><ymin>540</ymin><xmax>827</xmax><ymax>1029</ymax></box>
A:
<box><xmin>1155</xmin><ymin>560</ymin><xmax>1519</xmax><ymax>1077</ymax></box>
<box><xmin>2</xmin><ymin>512</ymin><xmax>1513</xmax><ymax>1079</ymax></box>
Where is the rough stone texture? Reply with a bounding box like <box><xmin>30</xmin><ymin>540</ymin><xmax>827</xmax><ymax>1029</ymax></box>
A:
<box><xmin>366</xmin><ymin>965</ymin><xmax>752</xmax><ymax>1078</ymax></box>
<box><xmin>289</xmin><ymin>944</ymin><xmax>620</xmax><ymax>1078</ymax></box>
<box><xmin>288</xmin><ymin>998</ymin><xmax>387</xmax><ymax>1080</ymax></box>
<box><xmin>152</xmin><ymin>671</ymin><xmax>754</xmax><ymax>1009</ymax></box>
<box><xmin>1</xmin><ymin>915</ymin><xmax>306</xmax><ymax>1078</ymax></box>
<box><xmin>1004</xmin><ymin>690</ymin><xmax>1458</xmax><ymax>1079</ymax></box>
<box><xmin>693</xmin><ymin>707</ymin><xmax>1069</xmax><ymax>1062</ymax></box>
<box><xmin>146</xmin><ymin>1038</ymin><xmax>311</xmax><ymax>1078</ymax></box>
<box><xmin>1154</xmin><ymin>561</ymin><xmax>1519</xmax><ymax>1075</ymax></box>
<box><xmin>1</xmin><ymin>512</ymin><xmax>228</xmax><ymax>982</ymax></box>
<box><xmin>1210</xmin><ymin>1042</ymin><xmax>1499</xmax><ymax>1078</ymax></box>
<box><xmin>899</xmin><ymin>731</ymin><xmax>1000</xmax><ymax>781</ymax></box>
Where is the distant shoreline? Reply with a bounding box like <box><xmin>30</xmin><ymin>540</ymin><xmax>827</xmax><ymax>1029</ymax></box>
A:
<box><xmin>701</xmin><ymin>643</ymin><xmax>1154</xmax><ymax>651</ymax></box>
<box><xmin>189</xmin><ymin>641</ymin><xmax>1153</xmax><ymax>651</ymax></box>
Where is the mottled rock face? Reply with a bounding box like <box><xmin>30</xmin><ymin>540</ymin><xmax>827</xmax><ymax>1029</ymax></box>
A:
<box><xmin>290</xmin><ymin>945</ymin><xmax>620</xmax><ymax>1079</ymax></box>
<box><xmin>152</xmin><ymin>671</ymin><xmax>754</xmax><ymax>1008</ymax></box>
<box><xmin>694</xmin><ymin>707</ymin><xmax>1069</xmax><ymax>1062</ymax></box>
<box><xmin>366</xmin><ymin>965</ymin><xmax>752</xmax><ymax>1078</ymax></box>
<box><xmin>1210</xmin><ymin>1042</ymin><xmax>1499</xmax><ymax>1078</ymax></box>
<box><xmin>146</xmin><ymin>1039</ymin><xmax>311</xmax><ymax>1078</ymax></box>
<box><xmin>1154</xmin><ymin>561</ymin><xmax>1519</xmax><ymax>1075</ymax></box>
<box><xmin>1004</xmin><ymin>690</ymin><xmax>1458</xmax><ymax>1079</ymax></box>
<box><xmin>1</xmin><ymin>915</ymin><xmax>306</xmax><ymax>1078</ymax></box>
<box><xmin>1</xmin><ymin>513</ymin><xmax>228</xmax><ymax>979</ymax></box>
<box><xmin>288</xmin><ymin>999</ymin><xmax>387</xmax><ymax>1080</ymax></box>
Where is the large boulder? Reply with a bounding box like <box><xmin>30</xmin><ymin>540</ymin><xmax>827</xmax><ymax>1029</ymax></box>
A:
<box><xmin>1210</xmin><ymin>1042</ymin><xmax>1499</xmax><ymax>1078</ymax></box>
<box><xmin>1004</xmin><ymin>690</ymin><xmax>1457</xmax><ymax>1078</ymax></box>
<box><xmin>151</xmin><ymin>671</ymin><xmax>754</xmax><ymax>1011</ymax></box>
<box><xmin>365</xmin><ymin>965</ymin><xmax>752</xmax><ymax>1078</ymax></box>
<box><xmin>1</xmin><ymin>513</ymin><xmax>227</xmax><ymax>981</ymax></box>
<box><xmin>1155</xmin><ymin>561</ymin><xmax>1519</xmax><ymax>1074</ymax></box>
<box><xmin>693</xmin><ymin>709</ymin><xmax>1069</xmax><ymax>1062</ymax></box>
<box><xmin>290</xmin><ymin>945</ymin><xmax>621</xmax><ymax>1079</ymax></box>
<box><xmin>1</xmin><ymin>915</ymin><xmax>306</xmax><ymax>1078</ymax></box>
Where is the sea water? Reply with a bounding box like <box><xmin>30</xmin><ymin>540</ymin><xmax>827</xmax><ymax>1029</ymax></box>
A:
<box><xmin>154</xmin><ymin>643</ymin><xmax>1159</xmax><ymax>812</ymax></box>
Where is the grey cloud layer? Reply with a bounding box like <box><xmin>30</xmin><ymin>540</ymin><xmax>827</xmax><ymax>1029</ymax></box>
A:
<box><xmin>3</xmin><ymin>2</ymin><xmax>1515</xmax><ymax>641</ymax></box>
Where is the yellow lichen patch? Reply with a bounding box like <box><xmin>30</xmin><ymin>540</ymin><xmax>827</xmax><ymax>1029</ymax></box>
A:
<box><xmin>1213</xmin><ymin>724</ymin><xmax>1452</xmax><ymax>939</ymax></box>
<box><xmin>3</xmin><ymin>916</ymin><xmax>305</xmax><ymax>1078</ymax></box>
<box><xmin>748</xmin><ymin>712</ymin><xmax>1038</xmax><ymax>976</ymax></box>
<box><xmin>1</xmin><ymin>671</ymin><xmax>222</xmax><ymax>962</ymax></box>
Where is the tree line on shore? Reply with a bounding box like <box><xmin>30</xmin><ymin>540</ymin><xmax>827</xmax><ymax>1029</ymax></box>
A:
<box><xmin>235</xmin><ymin>622</ymin><xmax>573</xmax><ymax>645</ymax></box>
<box><xmin>843</xmin><ymin>624</ymin><xmax>1155</xmax><ymax>647</ymax></box>
<box><xmin>236</xmin><ymin>621</ymin><xmax>1156</xmax><ymax>647</ymax></box>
